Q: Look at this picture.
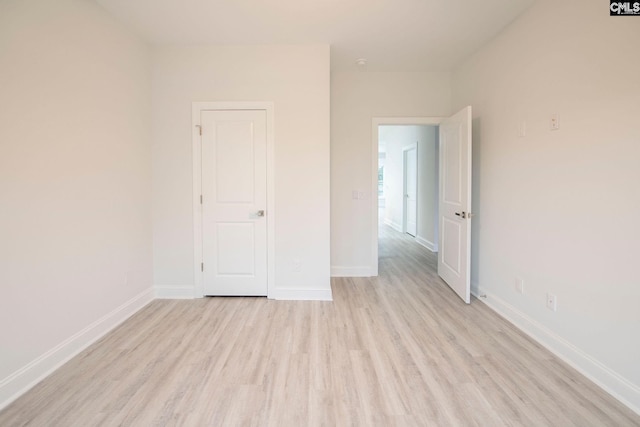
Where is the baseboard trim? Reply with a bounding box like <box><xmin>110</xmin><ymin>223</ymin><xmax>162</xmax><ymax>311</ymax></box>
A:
<box><xmin>0</xmin><ymin>288</ymin><xmax>154</xmax><ymax>411</ymax></box>
<box><xmin>383</xmin><ymin>219</ymin><xmax>402</xmax><ymax>232</ymax></box>
<box><xmin>415</xmin><ymin>236</ymin><xmax>438</xmax><ymax>252</ymax></box>
<box><xmin>330</xmin><ymin>266</ymin><xmax>373</xmax><ymax>277</ymax></box>
<box><xmin>156</xmin><ymin>285</ymin><xmax>333</xmax><ymax>301</ymax></box>
<box><xmin>473</xmin><ymin>287</ymin><xmax>640</xmax><ymax>416</ymax></box>
<box><xmin>269</xmin><ymin>288</ymin><xmax>333</xmax><ymax>301</ymax></box>
<box><xmin>155</xmin><ymin>285</ymin><xmax>195</xmax><ymax>299</ymax></box>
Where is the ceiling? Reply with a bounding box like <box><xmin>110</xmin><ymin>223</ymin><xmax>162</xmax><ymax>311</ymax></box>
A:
<box><xmin>95</xmin><ymin>0</ymin><xmax>534</xmax><ymax>72</ymax></box>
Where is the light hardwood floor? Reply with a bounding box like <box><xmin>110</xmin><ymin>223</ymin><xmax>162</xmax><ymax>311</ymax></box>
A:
<box><xmin>2</xmin><ymin>226</ymin><xmax>639</xmax><ymax>426</ymax></box>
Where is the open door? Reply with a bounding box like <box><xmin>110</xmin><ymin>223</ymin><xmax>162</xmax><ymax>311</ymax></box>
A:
<box><xmin>438</xmin><ymin>106</ymin><xmax>472</xmax><ymax>304</ymax></box>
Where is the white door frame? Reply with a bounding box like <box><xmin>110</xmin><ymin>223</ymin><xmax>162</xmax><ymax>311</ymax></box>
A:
<box><xmin>193</xmin><ymin>102</ymin><xmax>275</xmax><ymax>298</ymax></box>
<box><xmin>402</xmin><ymin>142</ymin><xmax>418</xmax><ymax>236</ymax></box>
<box><xmin>371</xmin><ymin>117</ymin><xmax>443</xmax><ymax>276</ymax></box>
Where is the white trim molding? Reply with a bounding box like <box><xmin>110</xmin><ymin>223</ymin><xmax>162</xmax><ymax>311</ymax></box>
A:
<box><xmin>270</xmin><ymin>288</ymin><xmax>333</xmax><ymax>301</ymax></box>
<box><xmin>0</xmin><ymin>289</ymin><xmax>154</xmax><ymax>411</ymax></box>
<box><xmin>331</xmin><ymin>266</ymin><xmax>374</xmax><ymax>277</ymax></box>
<box><xmin>155</xmin><ymin>285</ymin><xmax>196</xmax><ymax>299</ymax></box>
<box><xmin>384</xmin><ymin>218</ymin><xmax>402</xmax><ymax>233</ymax></box>
<box><xmin>192</xmin><ymin>102</ymin><xmax>276</xmax><ymax>299</ymax></box>
<box><xmin>474</xmin><ymin>286</ymin><xmax>640</xmax><ymax>416</ymax></box>
<box><xmin>415</xmin><ymin>235</ymin><xmax>438</xmax><ymax>252</ymax></box>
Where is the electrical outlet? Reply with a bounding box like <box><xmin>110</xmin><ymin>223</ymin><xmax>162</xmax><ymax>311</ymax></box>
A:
<box><xmin>546</xmin><ymin>293</ymin><xmax>557</xmax><ymax>311</ymax></box>
<box><xmin>515</xmin><ymin>278</ymin><xmax>524</xmax><ymax>294</ymax></box>
<box><xmin>550</xmin><ymin>114</ymin><xmax>559</xmax><ymax>131</ymax></box>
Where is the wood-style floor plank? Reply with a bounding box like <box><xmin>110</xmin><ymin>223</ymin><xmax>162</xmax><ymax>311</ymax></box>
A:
<box><xmin>1</xmin><ymin>226</ymin><xmax>639</xmax><ymax>426</ymax></box>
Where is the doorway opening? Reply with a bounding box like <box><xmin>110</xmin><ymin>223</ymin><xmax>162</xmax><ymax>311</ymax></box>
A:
<box><xmin>372</xmin><ymin>118</ymin><xmax>443</xmax><ymax>277</ymax></box>
<box><xmin>372</xmin><ymin>107</ymin><xmax>473</xmax><ymax>304</ymax></box>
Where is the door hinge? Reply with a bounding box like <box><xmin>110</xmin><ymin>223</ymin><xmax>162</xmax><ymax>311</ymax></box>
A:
<box><xmin>201</xmin><ymin>262</ymin><xmax>204</xmax><ymax>272</ymax></box>
<box><xmin>196</xmin><ymin>124</ymin><xmax>202</xmax><ymax>136</ymax></box>
<box><xmin>200</xmin><ymin>195</ymin><xmax>203</xmax><ymax>204</ymax></box>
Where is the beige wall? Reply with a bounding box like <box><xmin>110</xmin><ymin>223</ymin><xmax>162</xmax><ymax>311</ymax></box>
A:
<box><xmin>152</xmin><ymin>45</ymin><xmax>331</xmax><ymax>298</ymax></box>
<box><xmin>453</xmin><ymin>0</ymin><xmax>640</xmax><ymax>410</ymax></box>
<box><xmin>330</xmin><ymin>71</ymin><xmax>451</xmax><ymax>275</ymax></box>
<box><xmin>0</xmin><ymin>0</ymin><xmax>152</xmax><ymax>405</ymax></box>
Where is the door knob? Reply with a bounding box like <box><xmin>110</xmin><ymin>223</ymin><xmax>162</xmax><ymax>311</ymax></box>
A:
<box><xmin>256</xmin><ymin>210</ymin><xmax>265</xmax><ymax>217</ymax></box>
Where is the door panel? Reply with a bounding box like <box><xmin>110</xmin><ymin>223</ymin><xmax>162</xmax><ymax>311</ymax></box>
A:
<box><xmin>202</xmin><ymin>110</ymin><xmax>267</xmax><ymax>296</ymax></box>
<box><xmin>441</xmin><ymin>217</ymin><xmax>461</xmax><ymax>274</ymax></box>
<box><xmin>216</xmin><ymin>223</ymin><xmax>255</xmax><ymax>275</ymax></box>
<box><xmin>438</xmin><ymin>106</ymin><xmax>472</xmax><ymax>304</ymax></box>
<box><xmin>443</xmin><ymin>129</ymin><xmax>461</xmax><ymax>204</ymax></box>
<box><xmin>215</xmin><ymin>121</ymin><xmax>256</xmax><ymax>203</ymax></box>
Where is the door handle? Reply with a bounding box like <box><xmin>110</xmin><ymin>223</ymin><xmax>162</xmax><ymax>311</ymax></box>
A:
<box><xmin>256</xmin><ymin>210</ymin><xmax>265</xmax><ymax>217</ymax></box>
<box><xmin>455</xmin><ymin>211</ymin><xmax>467</xmax><ymax>219</ymax></box>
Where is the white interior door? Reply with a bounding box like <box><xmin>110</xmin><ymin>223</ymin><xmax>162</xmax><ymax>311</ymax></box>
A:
<box><xmin>403</xmin><ymin>144</ymin><xmax>418</xmax><ymax>237</ymax></box>
<box><xmin>201</xmin><ymin>110</ymin><xmax>267</xmax><ymax>296</ymax></box>
<box><xmin>438</xmin><ymin>106</ymin><xmax>472</xmax><ymax>304</ymax></box>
